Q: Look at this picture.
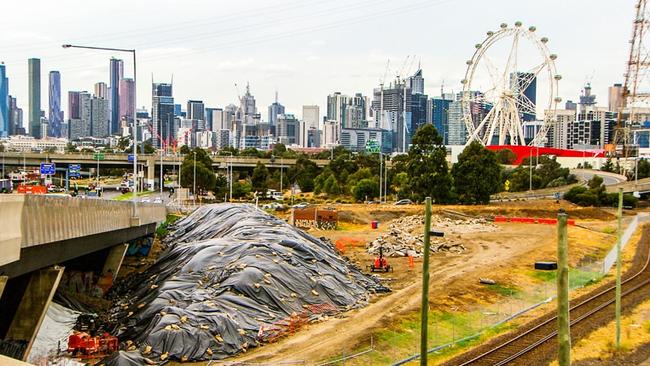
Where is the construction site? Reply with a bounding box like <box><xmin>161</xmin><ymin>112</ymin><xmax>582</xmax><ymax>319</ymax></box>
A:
<box><xmin>8</xmin><ymin>194</ymin><xmax>649</xmax><ymax>366</ymax></box>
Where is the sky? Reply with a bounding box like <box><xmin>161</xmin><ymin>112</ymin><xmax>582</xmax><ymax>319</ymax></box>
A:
<box><xmin>0</xmin><ymin>0</ymin><xmax>635</xmax><ymax>122</ymax></box>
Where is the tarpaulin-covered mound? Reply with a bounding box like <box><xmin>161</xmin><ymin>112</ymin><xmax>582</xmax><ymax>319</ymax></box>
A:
<box><xmin>107</xmin><ymin>204</ymin><xmax>387</xmax><ymax>362</ymax></box>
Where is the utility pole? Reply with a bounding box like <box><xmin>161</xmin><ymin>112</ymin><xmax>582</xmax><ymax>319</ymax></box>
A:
<box><xmin>420</xmin><ymin>197</ymin><xmax>432</xmax><ymax>366</ymax></box>
<box><xmin>159</xmin><ymin>146</ymin><xmax>163</xmax><ymax>195</ymax></box>
<box><xmin>616</xmin><ymin>187</ymin><xmax>623</xmax><ymax>348</ymax></box>
<box><xmin>557</xmin><ymin>210</ymin><xmax>570</xmax><ymax>366</ymax></box>
<box><xmin>192</xmin><ymin>151</ymin><xmax>196</xmax><ymax>203</ymax></box>
<box><xmin>529</xmin><ymin>148</ymin><xmax>533</xmax><ymax>192</ymax></box>
<box><xmin>379</xmin><ymin>82</ymin><xmax>384</xmax><ymax>203</ymax></box>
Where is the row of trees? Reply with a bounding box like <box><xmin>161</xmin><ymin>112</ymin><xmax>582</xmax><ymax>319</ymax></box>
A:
<box><xmin>179</xmin><ymin>124</ymin><xmax>632</xmax><ymax>205</ymax></box>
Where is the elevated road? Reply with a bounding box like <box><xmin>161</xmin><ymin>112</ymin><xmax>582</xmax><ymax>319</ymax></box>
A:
<box><xmin>0</xmin><ymin>152</ymin><xmax>331</xmax><ymax>170</ymax></box>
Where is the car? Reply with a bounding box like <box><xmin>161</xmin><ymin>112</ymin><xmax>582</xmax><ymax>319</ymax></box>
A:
<box><xmin>141</xmin><ymin>198</ymin><xmax>151</xmax><ymax>203</ymax></box>
<box><xmin>394</xmin><ymin>199</ymin><xmax>413</xmax><ymax>205</ymax></box>
<box><xmin>153</xmin><ymin>197</ymin><xmax>163</xmax><ymax>204</ymax></box>
<box><xmin>292</xmin><ymin>202</ymin><xmax>310</xmax><ymax>209</ymax></box>
<box><xmin>366</xmin><ymin>200</ymin><xmax>380</xmax><ymax>204</ymax></box>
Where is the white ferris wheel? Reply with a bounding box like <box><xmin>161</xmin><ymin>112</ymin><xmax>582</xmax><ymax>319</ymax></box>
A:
<box><xmin>461</xmin><ymin>22</ymin><xmax>562</xmax><ymax>146</ymax></box>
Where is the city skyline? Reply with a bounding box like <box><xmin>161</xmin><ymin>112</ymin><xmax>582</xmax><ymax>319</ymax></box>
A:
<box><xmin>0</xmin><ymin>0</ymin><xmax>633</xmax><ymax>122</ymax></box>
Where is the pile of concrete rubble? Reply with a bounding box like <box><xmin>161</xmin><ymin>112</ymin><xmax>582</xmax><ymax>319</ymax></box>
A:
<box><xmin>367</xmin><ymin>215</ymin><xmax>497</xmax><ymax>258</ymax></box>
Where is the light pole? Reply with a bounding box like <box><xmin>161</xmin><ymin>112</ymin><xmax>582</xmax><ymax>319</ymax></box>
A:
<box><xmin>192</xmin><ymin>151</ymin><xmax>196</xmax><ymax>202</ymax></box>
<box><xmin>63</xmin><ymin>43</ymin><xmax>137</xmax><ymax>216</ymax></box>
<box><xmin>280</xmin><ymin>156</ymin><xmax>284</xmax><ymax>195</ymax></box>
<box><xmin>159</xmin><ymin>146</ymin><xmax>163</xmax><ymax>195</ymax></box>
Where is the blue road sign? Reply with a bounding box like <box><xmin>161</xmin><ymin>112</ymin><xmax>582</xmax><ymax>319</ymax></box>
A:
<box><xmin>128</xmin><ymin>154</ymin><xmax>135</xmax><ymax>163</ymax></box>
<box><xmin>40</xmin><ymin>163</ymin><xmax>56</xmax><ymax>175</ymax></box>
<box><xmin>68</xmin><ymin>164</ymin><xmax>81</xmax><ymax>178</ymax></box>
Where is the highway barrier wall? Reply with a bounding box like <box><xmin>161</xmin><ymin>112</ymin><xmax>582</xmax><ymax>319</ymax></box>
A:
<box><xmin>0</xmin><ymin>195</ymin><xmax>166</xmax><ymax>267</ymax></box>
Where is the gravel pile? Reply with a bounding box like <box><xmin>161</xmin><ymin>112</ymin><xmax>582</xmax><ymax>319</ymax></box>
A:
<box><xmin>367</xmin><ymin>215</ymin><xmax>497</xmax><ymax>258</ymax></box>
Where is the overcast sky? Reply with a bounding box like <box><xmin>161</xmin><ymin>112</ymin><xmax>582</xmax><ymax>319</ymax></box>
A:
<box><xmin>1</xmin><ymin>0</ymin><xmax>634</xmax><ymax>121</ymax></box>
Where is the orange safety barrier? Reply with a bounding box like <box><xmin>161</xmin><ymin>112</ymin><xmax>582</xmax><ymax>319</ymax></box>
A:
<box><xmin>567</xmin><ymin>219</ymin><xmax>576</xmax><ymax>226</ymax></box>
<box><xmin>493</xmin><ymin>216</ymin><xmax>508</xmax><ymax>223</ymax></box>
<box><xmin>537</xmin><ymin>218</ymin><xmax>558</xmax><ymax>225</ymax></box>
<box><xmin>408</xmin><ymin>255</ymin><xmax>415</xmax><ymax>269</ymax></box>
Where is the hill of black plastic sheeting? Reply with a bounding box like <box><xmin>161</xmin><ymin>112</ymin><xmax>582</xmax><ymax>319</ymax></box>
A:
<box><xmin>106</xmin><ymin>204</ymin><xmax>388</xmax><ymax>362</ymax></box>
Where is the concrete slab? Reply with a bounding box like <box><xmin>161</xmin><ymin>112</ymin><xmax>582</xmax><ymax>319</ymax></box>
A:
<box><xmin>5</xmin><ymin>266</ymin><xmax>64</xmax><ymax>361</ymax></box>
<box><xmin>102</xmin><ymin>243</ymin><xmax>129</xmax><ymax>280</ymax></box>
<box><xmin>0</xmin><ymin>354</ymin><xmax>33</xmax><ymax>365</ymax></box>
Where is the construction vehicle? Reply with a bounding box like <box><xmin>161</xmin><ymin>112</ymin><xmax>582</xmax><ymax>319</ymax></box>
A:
<box><xmin>369</xmin><ymin>246</ymin><xmax>392</xmax><ymax>272</ymax></box>
<box><xmin>67</xmin><ymin>331</ymin><xmax>118</xmax><ymax>358</ymax></box>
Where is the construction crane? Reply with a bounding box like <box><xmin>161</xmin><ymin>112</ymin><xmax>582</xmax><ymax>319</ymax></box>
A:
<box><xmin>614</xmin><ymin>0</ymin><xmax>650</xmax><ymax>160</ymax></box>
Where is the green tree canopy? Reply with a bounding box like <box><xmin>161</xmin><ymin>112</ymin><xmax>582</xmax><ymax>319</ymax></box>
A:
<box><xmin>180</xmin><ymin>148</ymin><xmax>216</xmax><ymax>194</ymax></box>
<box><xmin>286</xmin><ymin>156</ymin><xmax>319</xmax><ymax>192</ymax></box>
<box><xmin>352</xmin><ymin>178</ymin><xmax>379</xmax><ymax>202</ymax></box>
<box><xmin>452</xmin><ymin>141</ymin><xmax>502</xmax><ymax>204</ymax></box>
<box><xmin>251</xmin><ymin>161</ymin><xmax>269</xmax><ymax>193</ymax></box>
<box><xmin>495</xmin><ymin>148</ymin><xmax>517</xmax><ymax>165</ymax></box>
<box><xmin>404</xmin><ymin>124</ymin><xmax>453</xmax><ymax>203</ymax></box>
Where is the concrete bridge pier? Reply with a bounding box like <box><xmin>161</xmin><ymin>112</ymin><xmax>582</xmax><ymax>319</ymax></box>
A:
<box><xmin>146</xmin><ymin>156</ymin><xmax>156</xmax><ymax>191</ymax></box>
<box><xmin>102</xmin><ymin>243</ymin><xmax>129</xmax><ymax>280</ymax></box>
<box><xmin>2</xmin><ymin>266</ymin><xmax>63</xmax><ymax>361</ymax></box>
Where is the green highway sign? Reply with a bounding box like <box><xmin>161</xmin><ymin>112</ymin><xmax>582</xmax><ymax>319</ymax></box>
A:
<box><xmin>93</xmin><ymin>153</ymin><xmax>105</xmax><ymax>160</ymax></box>
<box><xmin>365</xmin><ymin>139</ymin><xmax>380</xmax><ymax>153</ymax></box>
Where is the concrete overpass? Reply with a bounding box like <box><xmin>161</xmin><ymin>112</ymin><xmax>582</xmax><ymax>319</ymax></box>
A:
<box><xmin>607</xmin><ymin>177</ymin><xmax>650</xmax><ymax>194</ymax></box>
<box><xmin>0</xmin><ymin>195</ymin><xmax>166</xmax><ymax>361</ymax></box>
<box><xmin>0</xmin><ymin>152</ymin><xmax>332</xmax><ymax>170</ymax></box>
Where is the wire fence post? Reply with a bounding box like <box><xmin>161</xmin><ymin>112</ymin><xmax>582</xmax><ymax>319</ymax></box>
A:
<box><xmin>420</xmin><ymin>197</ymin><xmax>432</xmax><ymax>366</ymax></box>
<box><xmin>557</xmin><ymin>210</ymin><xmax>570</xmax><ymax>366</ymax></box>
<box><xmin>616</xmin><ymin>187</ymin><xmax>623</xmax><ymax>348</ymax></box>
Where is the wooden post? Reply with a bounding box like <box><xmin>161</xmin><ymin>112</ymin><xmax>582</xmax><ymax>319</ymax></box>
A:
<box><xmin>420</xmin><ymin>197</ymin><xmax>432</xmax><ymax>366</ymax></box>
<box><xmin>557</xmin><ymin>211</ymin><xmax>570</xmax><ymax>366</ymax></box>
<box><xmin>616</xmin><ymin>187</ymin><xmax>623</xmax><ymax>348</ymax></box>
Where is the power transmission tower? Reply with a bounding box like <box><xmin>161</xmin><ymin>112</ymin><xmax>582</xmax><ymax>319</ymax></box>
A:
<box><xmin>614</xmin><ymin>0</ymin><xmax>650</xmax><ymax>158</ymax></box>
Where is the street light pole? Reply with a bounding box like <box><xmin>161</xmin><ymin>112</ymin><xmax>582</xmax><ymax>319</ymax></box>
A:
<box><xmin>63</xmin><ymin>43</ymin><xmax>137</xmax><ymax>216</ymax></box>
<box><xmin>193</xmin><ymin>151</ymin><xmax>196</xmax><ymax>200</ymax></box>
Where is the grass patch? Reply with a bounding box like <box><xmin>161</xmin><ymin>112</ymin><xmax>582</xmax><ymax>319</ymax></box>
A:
<box><xmin>113</xmin><ymin>190</ymin><xmax>156</xmax><ymax>201</ymax></box>
<box><xmin>483</xmin><ymin>283</ymin><xmax>521</xmax><ymax>298</ymax></box>
<box><xmin>337</xmin><ymin>310</ymin><xmax>516</xmax><ymax>365</ymax></box>
<box><xmin>528</xmin><ymin>268</ymin><xmax>603</xmax><ymax>289</ymax></box>
<box><xmin>155</xmin><ymin>214</ymin><xmax>182</xmax><ymax>238</ymax></box>
<box><xmin>602</xmin><ymin>226</ymin><xmax>617</xmax><ymax>234</ymax></box>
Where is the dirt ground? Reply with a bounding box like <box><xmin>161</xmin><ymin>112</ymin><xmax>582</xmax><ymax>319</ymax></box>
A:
<box><xmin>202</xmin><ymin>200</ymin><xmax>623</xmax><ymax>365</ymax></box>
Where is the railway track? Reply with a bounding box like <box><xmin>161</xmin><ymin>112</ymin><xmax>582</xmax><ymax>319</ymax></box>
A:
<box><xmin>443</xmin><ymin>226</ymin><xmax>650</xmax><ymax>366</ymax></box>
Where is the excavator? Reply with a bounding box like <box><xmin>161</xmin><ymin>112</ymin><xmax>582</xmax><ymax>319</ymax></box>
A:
<box><xmin>369</xmin><ymin>246</ymin><xmax>392</xmax><ymax>272</ymax></box>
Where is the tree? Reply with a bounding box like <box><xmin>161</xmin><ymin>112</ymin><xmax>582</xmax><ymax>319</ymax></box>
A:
<box><xmin>452</xmin><ymin>141</ymin><xmax>502</xmax><ymax>204</ymax></box>
<box><xmin>352</xmin><ymin>178</ymin><xmax>379</xmax><ymax>202</ymax></box>
<box><xmin>495</xmin><ymin>149</ymin><xmax>517</xmax><ymax>165</ymax></box>
<box><xmin>601</xmin><ymin>158</ymin><xmax>615</xmax><ymax>173</ymax></box>
<box><xmin>638</xmin><ymin>159</ymin><xmax>650</xmax><ymax>179</ymax></box>
<box><xmin>272</xmin><ymin>143</ymin><xmax>287</xmax><ymax>157</ymax></box>
<box><xmin>404</xmin><ymin>124</ymin><xmax>453</xmax><ymax>203</ymax></box>
<box><xmin>65</xmin><ymin>142</ymin><xmax>77</xmax><ymax>153</ymax></box>
<box><xmin>143</xmin><ymin>142</ymin><xmax>156</xmax><ymax>154</ymax></box>
<box><xmin>179</xmin><ymin>145</ymin><xmax>191</xmax><ymax>155</ymax></box>
<box><xmin>117</xmin><ymin>137</ymin><xmax>131</xmax><ymax>152</ymax></box>
<box><xmin>0</xmin><ymin>144</ymin><xmax>4</xmax><ymax>152</ymax></box>
<box><xmin>180</xmin><ymin>148</ymin><xmax>216</xmax><ymax>194</ymax></box>
<box><xmin>251</xmin><ymin>162</ymin><xmax>269</xmax><ymax>194</ymax></box>
<box><xmin>286</xmin><ymin>156</ymin><xmax>319</xmax><ymax>192</ymax></box>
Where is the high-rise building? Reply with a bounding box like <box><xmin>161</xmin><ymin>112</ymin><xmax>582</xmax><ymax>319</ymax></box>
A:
<box><xmin>187</xmin><ymin>100</ymin><xmax>205</xmax><ymax>121</ymax></box>
<box><xmin>69</xmin><ymin>92</ymin><xmax>92</xmax><ymax>140</ymax></box>
<box><xmin>0</xmin><ymin>63</ymin><xmax>8</xmax><ymax>137</ymax></box>
<box><xmin>408</xmin><ymin>68</ymin><xmax>424</xmax><ymax>95</ymax></box>
<box><xmin>91</xmin><ymin>96</ymin><xmax>110</xmax><ymax>137</ymax></box>
<box><xmin>431</xmin><ymin>97</ymin><xmax>453</xmax><ymax>144</ymax></box>
<box><xmin>152</xmin><ymin>82</ymin><xmax>174</xmax><ymax>147</ymax></box>
<box><xmin>579</xmin><ymin>83</ymin><xmax>597</xmax><ymax>112</ymax></box>
<box><xmin>268</xmin><ymin>92</ymin><xmax>285</xmax><ymax>126</ymax></box>
<box><xmin>372</xmin><ymin>81</ymin><xmax>411</xmax><ymax>152</ymax></box>
<box><xmin>48</xmin><ymin>71</ymin><xmax>62</xmax><ymax>137</ymax></box>
<box><xmin>327</xmin><ymin>92</ymin><xmax>367</xmax><ymax>129</ymax></box>
<box><xmin>241</xmin><ymin>83</ymin><xmax>257</xmax><ymax>117</ymax></box>
<box><xmin>94</xmin><ymin>82</ymin><xmax>108</xmax><ymax>100</ymax></box>
<box><xmin>119</xmin><ymin>78</ymin><xmax>135</xmax><ymax>122</ymax></box>
<box><xmin>68</xmin><ymin>91</ymin><xmax>81</xmax><ymax>119</ymax></box>
<box><xmin>9</xmin><ymin>96</ymin><xmax>24</xmax><ymax>136</ymax></box>
<box><xmin>510</xmin><ymin>72</ymin><xmax>537</xmax><ymax>122</ymax></box>
<box><xmin>608</xmin><ymin>83</ymin><xmax>625</xmax><ymax>112</ymax></box>
<box><xmin>28</xmin><ymin>58</ymin><xmax>41</xmax><ymax>139</ymax></box>
<box><xmin>447</xmin><ymin>100</ymin><xmax>466</xmax><ymax>145</ymax></box>
<box><xmin>109</xmin><ymin>58</ymin><xmax>123</xmax><ymax>134</ymax></box>
<box><xmin>302</xmin><ymin>105</ymin><xmax>319</xmax><ymax>131</ymax></box>
<box><xmin>276</xmin><ymin>114</ymin><xmax>300</xmax><ymax>145</ymax></box>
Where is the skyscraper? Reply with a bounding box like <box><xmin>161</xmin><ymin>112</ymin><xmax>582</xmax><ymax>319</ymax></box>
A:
<box><xmin>0</xmin><ymin>63</ymin><xmax>8</xmax><ymax>137</ymax></box>
<box><xmin>187</xmin><ymin>100</ymin><xmax>205</xmax><ymax>121</ymax></box>
<box><xmin>68</xmin><ymin>91</ymin><xmax>81</xmax><ymax>119</ymax></box>
<box><xmin>608</xmin><ymin>83</ymin><xmax>625</xmax><ymax>112</ymax></box>
<box><xmin>91</xmin><ymin>96</ymin><xmax>110</xmax><ymax>137</ymax></box>
<box><xmin>94</xmin><ymin>82</ymin><xmax>108</xmax><ymax>100</ymax></box>
<box><xmin>28</xmin><ymin>58</ymin><xmax>41</xmax><ymax>139</ymax></box>
<box><xmin>48</xmin><ymin>71</ymin><xmax>62</xmax><ymax>137</ymax></box>
<box><xmin>109</xmin><ymin>58</ymin><xmax>123</xmax><ymax>134</ymax></box>
<box><xmin>408</xmin><ymin>68</ymin><xmax>424</xmax><ymax>95</ymax></box>
<box><xmin>9</xmin><ymin>96</ymin><xmax>24</xmax><ymax>136</ymax></box>
<box><xmin>119</xmin><ymin>78</ymin><xmax>135</xmax><ymax>122</ymax></box>
<box><xmin>302</xmin><ymin>105</ymin><xmax>320</xmax><ymax>130</ymax></box>
<box><xmin>268</xmin><ymin>92</ymin><xmax>285</xmax><ymax>126</ymax></box>
<box><xmin>152</xmin><ymin>82</ymin><xmax>174</xmax><ymax>148</ymax></box>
